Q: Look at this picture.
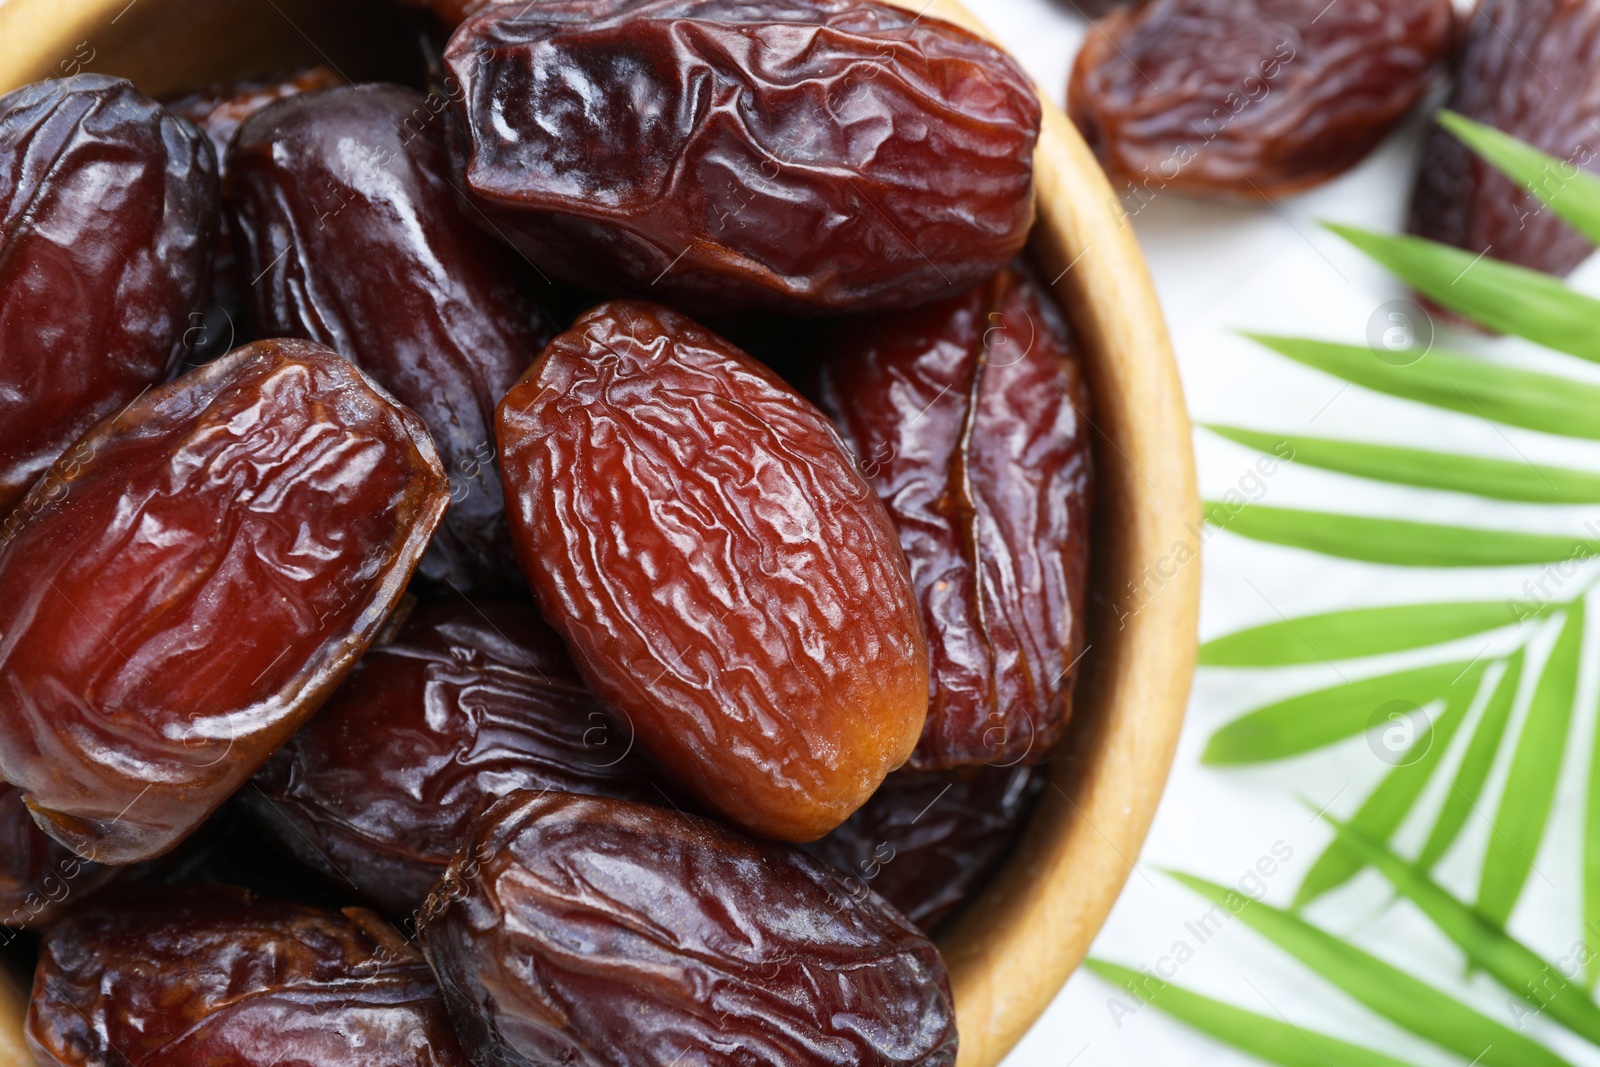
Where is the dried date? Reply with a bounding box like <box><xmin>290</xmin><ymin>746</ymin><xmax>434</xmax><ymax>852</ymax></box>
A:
<box><xmin>818</xmin><ymin>265</ymin><xmax>1092</xmax><ymax>769</ymax></box>
<box><xmin>0</xmin><ymin>784</ymin><xmax>124</xmax><ymax>932</ymax></box>
<box><xmin>168</xmin><ymin>67</ymin><xmax>345</xmax><ymax>361</ymax></box>
<box><xmin>418</xmin><ymin>790</ymin><xmax>957</xmax><ymax>1066</ymax></box>
<box><xmin>168</xmin><ymin>67</ymin><xmax>344</xmax><ymax>179</ymax></box>
<box><xmin>230</xmin><ymin>84</ymin><xmax>554</xmax><ymax>592</ymax></box>
<box><xmin>803</xmin><ymin>764</ymin><xmax>1044</xmax><ymax>929</ymax></box>
<box><xmin>0</xmin><ymin>338</ymin><xmax>449</xmax><ymax>864</ymax></box>
<box><xmin>27</xmin><ymin>885</ymin><xmax>470</xmax><ymax>1066</ymax></box>
<box><xmin>0</xmin><ymin>74</ymin><xmax>217</xmax><ymax>515</ymax></box>
<box><xmin>497</xmin><ymin>300</ymin><xmax>929</xmax><ymax>842</ymax></box>
<box><xmin>444</xmin><ymin>0</ymin><xmax>1041</xmax><ymax>314</ymax></box>
<box><xmin>1409</xmin><ymin>0</ymin><xmax>1600</xmax><ymax>279</ymax></box>
<box><xmin>245</xmin><ymin>596</ymin><xmax>670</xmax><ymax>918</ymax></box>
<box><xmin>1068</xmin><ymin>0</ymin><xmax>1455</xmax><ymax>199</ymax></box>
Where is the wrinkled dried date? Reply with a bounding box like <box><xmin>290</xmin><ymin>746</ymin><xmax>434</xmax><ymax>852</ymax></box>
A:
<box><xmin>168</xmin><ymin>67</ymin><xmax>344</xmax><ymax>361</ymax></box>
<box><xmin>804</xmin><ymin>764</ymin><xmax>1044</xmax><ymax>929</ymax></box>
<box><xmin>0</xmin><ymin>74</ymin><xmax>217</xmax><ymax>515</ymax></box>
<box><xmin>1069</xmin><ymin>0</ymin><xmax>1454</xmax><ymax>198</ymax></box>
<box><xmin>246</xmin><ymin>596</ymin><xmax>670</xmax><ymax>918</ymax></box>
<box><xmin>0</xmin><ymin>338</ymin><xmax>448</xmax><ymax>865</ymax></box>
<box><xmin>0</xmin><ymin>785</ymin><xmax>124</xmax><ymax>932</ymax></box>
<box><xmin>231</xmin><ymin>84</ymin><xmax>553</xmax><ymax>593</ymax></box>
<box><xmin>497</xmin><ymin>300</ymin><xmax>929</xmax><ymax>842</ymax></box>
<box><xmin>818</xmin><ymin>265</ymin><xmax>1092</xmax><ymax>769</ymax></box>
<box><xmin>419</xmin><ymin>790</ymin><xmax>957</xmax><ymax>1066</ymax></box>
<box><xmin>1409</xmin><ymin>0</ymin><xmax>1600</xmax><ymax>279</ymax></box>
<box><xmin>168</xmin><ymin>67</ymin><xmax>345</xmax><ymax>178</ymax></box>
<box><xmin>445</xmin><ymin>0</ymin><xmax>1040</xmax><ymax>313</ymax></box>
<box><xmin>27</xmin><ymin>885</ymin><xmax>470</xmax><ymax>1066</ymax></box>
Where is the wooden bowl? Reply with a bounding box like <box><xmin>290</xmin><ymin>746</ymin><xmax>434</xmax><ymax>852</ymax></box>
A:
<box><xmin>0</xmin><ymin>2</ymin><xmax>1199</xmax><ymax>1064</ymax></box>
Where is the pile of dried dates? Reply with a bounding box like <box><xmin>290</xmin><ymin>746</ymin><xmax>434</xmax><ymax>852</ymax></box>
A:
<box><xmin>0</xmin><ymin>0</ymin><xmax>1096</xmax><ymax>1063</ymax></box>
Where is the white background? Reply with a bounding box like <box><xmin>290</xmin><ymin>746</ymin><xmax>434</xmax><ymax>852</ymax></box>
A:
<box><xmin>984</xmin><ymin>2</ymin><xmax>1600</xmax><ymax>1065</ymax></box>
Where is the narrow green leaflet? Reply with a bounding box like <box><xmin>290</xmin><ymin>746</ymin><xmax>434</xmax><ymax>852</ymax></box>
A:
<box><xmin>1207</xmin><ymin>502</ymin><xmax>1600</xmax><ymax>567</ymax></box>
<box><xmin>1198</xmin><ymin>600</ymin><xmax>1521</xmax><ymax>667</ymax></box>
<box><xmin>1205</xmin><ymin>424</ymin><xmax>1600</xmax><ymax>505</ymax></box>
<box><xmin>1417</xmin><ymin>650</ymin><xmax>1526</xmax><ymax>871</ymax></box>
<box><xmin>1328</xmin><ymin>223</ymin><xmax>1600</xmax><ymax>363</ymax></box>
<box><xmin>1437</xmin><ymin>110</ymin><xmax>1600</xmax><ymax>246</ymax></box>
<box><xmin>1323</xmin><ymin>818</ymin><xmax>1600</xmax><ymax>1046</ymax></box>
<box><xmin>1084</xmin><ymin>960</ymin><xmax>1425</xmax><ymax>1067</ymax></box>
<box><xmin>1480</xmin><ymin>604</ymin><xmax>1587</xmax><ymax>926</ymax></box>
<box><xmin>1168</xmin><ymin>873</ymin><xmax>1575</xmax><ymax>1067</ymax></box>
<box><xmin>1205</xmin><ymin>660</ymin><xmax>1488</xmax><ymax>765</ymax></box>
<box><xmin>1584</xmin><ymin>617</ymin><xmax>1600</xmax><ymax>984</ymax></box>
<box><xmin>1294</xmin><ymin>684</ymin><xmax>1477</xmax><ymax>908</ymax></box>
<box><xmin>1244</xmin><ymin>334</ymin><xmax>1600</xmax><ymax>441</ymax></box>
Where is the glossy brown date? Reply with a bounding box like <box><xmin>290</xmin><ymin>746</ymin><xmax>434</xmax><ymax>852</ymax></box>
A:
<box><xmin>818</xmin><ymin>265</ymin><xmax>1092</xmax><ymax>769</ymax></box>
<box><xmin>803</xmin><ymin>764</ymin><xmax>1044</xmax><ymax>929</ymax></box>
<box><xmin>0</xmin><ymin>784</ymin><xmax>124</xmax><ymax>932</ymax></box>
<box><xmin>419</xmin><ymin>790</ymin><xmax>957</xmax><ymax>1066</ymax></box>
<box><xmin>1069</xmin><ymin>0</ymin><xmax>1454</xmax><ymax>199</ymax></box>
<box><xmin>27</xmin><ymin>885</ymin><xmax>470</xmax><ymax>1066</ymax></box>
<box><xmin>444</xmin><ymin>0</ymin><xmax>1041</xmax><ymax>314</ymax></box>
<box><xmin>231</xmin><ymin>84</ymin><xmax>553</xmax><ymax>593</ymax></box>
<box><xmin>1409</xmin><ymin>0</ymin><xmax>1600</xmax><ymax>279</ymax></box>
<box><xmin>167</xmin><ymin>67</ymin><xmax>345</xmax><ymax>361</ymax></box>
<box><xmin>168</xmin><ymin>67</ymin><xmax>345</xmax><ymax>179</ymax></box>
<box><xmin>0</xmin><ymin>338</ymin><xmax>448</xmax><ymax>865</ymax></box>
<box><xmin>245</xmin><ymin>596</ymin><xmax>670</xmax><ymax>918</ymax></box>
<box><xmin>0</xmin><ymin>74</ymin><xmax>217</xmax><ymax>515</ymax></box>
<box><xmin>497</xmin><ymin>301</ymin><xmax>929</xmax><ymax>842</ymax></box>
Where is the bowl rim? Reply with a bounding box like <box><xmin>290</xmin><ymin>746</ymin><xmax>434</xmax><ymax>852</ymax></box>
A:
<box><xmin>0</xmin><ymin>2</ymin><xmax>1200</xmax><ymax>1064</ymax></box>
<box><xmin>907</xmin><ymin>5</ymin><xmax>1199</xmax><ymax>1064</ymax></box>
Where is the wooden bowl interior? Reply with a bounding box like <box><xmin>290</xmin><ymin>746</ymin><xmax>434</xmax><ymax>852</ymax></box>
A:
<box><xmin>0</xmin><ymin>3</ymin><xmax>1199</xmax><ymax>1064</ymax></box>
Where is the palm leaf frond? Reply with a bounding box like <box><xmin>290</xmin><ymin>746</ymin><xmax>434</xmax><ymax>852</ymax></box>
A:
<box><xmin>1202</xmin><ymin>660</ymin><xmax>1489</xmax><ymax>766</ymax></box>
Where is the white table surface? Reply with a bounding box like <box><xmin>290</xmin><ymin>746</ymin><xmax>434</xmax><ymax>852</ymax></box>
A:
<box><xmin>982</xmin><ymin>2</ymin><xmax>1600</xmax><ymax>1064</ymax></box>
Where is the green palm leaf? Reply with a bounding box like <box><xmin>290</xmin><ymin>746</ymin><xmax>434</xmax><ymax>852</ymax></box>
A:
<box><xmin>1084</xmin><ymin>960</ymin><xmax>1426</xmax><ymax>1067</ymax></box>
<box><xmin>1244</xmin><ymin>334</ymin><xmax>1600</xmax><ymax>440</ymax></box>
<box><xmin>1204</xmin><ymin>660</ymin><xmax>1489</xmax><ymax>765</ymax></box>
<box><xmin>1168</xmin><ymin>872</ymin><xmax>1576</xmax><ymax>1067</ymax></box>
<box><xmin>1294</xmin><ymin>682</ymin><xmax>1477</xmax><ymax>908</ymax></box>
<box><xmin>1205</xmin><ymin>424</ymin><xmax>1600</xmax><ymax>504</ymax></box>
<box><xmin>1417</xmin><ymin>650</ymin><xmax>1527</xmax><ymax>871</ymax></box>
<box><xmin>1198</xmin><ymin>601</ymin><xmax>1521</xmax><ymax>667</ymax></box>
<box><xmin>1436</xmin><ymin>110</ymin><xmax>1600</xmax><ymax>245</ymax></box>
<box><xmin>1322</xmin><ymin>817</ymin><xmax>1600</xmax><ymax>1045</ymax></box>
<box><xmin>1480</xmin><ymin>604</ymin><xmax>1586</xmax><ymax>926</ymax></box>
<box><xmin>1327</xmin><ymin>224</ymin><xmax>1600</xmax><ymax>362</ymax></box>
<box><xmin>1208</xmin><ymin>502</ymin><xmax>1600</xmax><ymax>567</ymax></box>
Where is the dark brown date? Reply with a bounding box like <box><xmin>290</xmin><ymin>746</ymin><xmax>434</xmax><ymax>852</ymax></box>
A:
<box><xmin>27</xmin><ymin>885</ymin><xmax>470</xmax><ymax>1066</ymax></box>
<box><xmin>0</xmin><ymin>74</ymin><xmax>217</xmax><ymax>515</ymax></box>
<box><xmin>0</xmin><ymin>338</ymin><xmax>449</xmax><ymax>865</ymax></box>
<box><xmin>168</xmin><ymin>67</ymin><xmax>345</xmax><ymax>179</ymax></box>
<box><xmin>444</xmin><ymin>0</ymin><xmax>1041</xmax><ymax>314</ymax></box>
<box><xmin>419</xmin><ymin>790</ymin><xmax>957</xmax><ymax>1066</ymax></box>
<box><xmin>230</xmin><ymin>85</ymin><xmax>553</xmax><ymax>593</ymax></box>
<box><xmin>497</xmin><ymin>300</ymin><xmax>929</xmax><ymax>842</ymax></box>
<box><xmin>1068</xmin><ymin>0</ymin><xmax>1454</xmax><ymax>198</ymax></box>
<box><xmin>0</xmin><ymin>784</ymin><xmax>123</xmax><ymax>932</ymax></box>
<box><xmin>803</xmin><ymin>764</ymin><xmax>1044</xmax><ymax>929</ymax></box>
<box><xmin>1409</xmin><ymin>0</ymin><xmax>1600</xmax><ymax>279</ymax></box>
<box><xmin>818</xmin><ymin>265</ymin><xmax>1092</xmax><ymax>769</ymax></box>
<box><xmin>167</xmin><ymin>68</ymin><xmax>345</xmax><ymax>362</ymax></box>
<box><xmin>245</xmin><ymin>596</ymin><xmax>670</xmax><ymax>918</ymax></box>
